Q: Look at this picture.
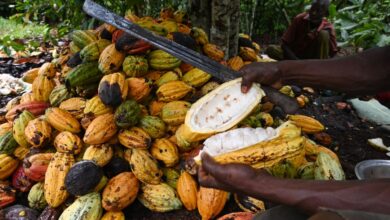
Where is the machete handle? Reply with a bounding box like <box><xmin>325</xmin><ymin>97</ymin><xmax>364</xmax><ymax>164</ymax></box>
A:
<box><xmin>262</xmin><ymin>86</ymin><xmax>299</xmax><ymax>114</ymax></box>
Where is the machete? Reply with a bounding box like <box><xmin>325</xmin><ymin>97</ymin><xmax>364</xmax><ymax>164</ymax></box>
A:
<box><xmin>82</xmin><ymin>0</ymin><xmax>299</xmax><ymax>114</ymax></box>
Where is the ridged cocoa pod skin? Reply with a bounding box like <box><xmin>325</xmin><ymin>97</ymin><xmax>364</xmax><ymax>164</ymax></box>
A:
<box><xmin>162</xmin><ymin>168</ymin><xmax>180</xmax><ymax>189</ymax></box>
<box><xmin>118</xmin><ymin>127</ymin><xmax>152</xmax><ymax>149</ymax></box>
<box><xmin>203</xmin><ymin>43</ymin><xmax>225</xmax><ymax>61</ymax></box>
<box><xmin>38</xmin><ymin>206</ymin><xmax>62</xmax><ymax>220</ymax></box>
<box><xmin>197</xmin><ymin>187</ymin><xmax>229</xmax><ymax>220</ymax></box>
<box><xmin>13</xmin><ymin>110</ymin><xmax>35</xmax><ymax>148</ymax></box>
<box><xmin>44</xmin><ymin>152</ymin><xmax>75</xmax><ymax>208</ymax></box>
<box><xmin>148</xmin><ymin>50</ymin><xmax>181</xmax><ymax>70</ymax></box>
<box><xmin>28</xmin><ymin>182</ymin><xmax>47</xmax><ymax>210</ymax></box>
<box><xmin>98</xmin><ymin>44</ymin><xmax>126</xmax><ymax>74</ymax></box>
<box><xmin>138</xmin><ymin>183</ymin><xmax>182</xmax><ymax>212</ymax></box>
<box><xmin>126</xmin><ymin>77</ymin><xmax>151</xmax><ymax>102</ymax></box>
<box><xmin>181</xmin><ymin>68</ymin><xmax>211</xmax><ymax>88</ymax></box>
<box><xmin>156</xmin><ymin>80</ymin><xmax>193</xmax><ymax>102</ymax></box>
<box><xmin>12</xmin><ymin>165</ymin><xmax>34</xmax><ymax>192</ymax></box>
<box><xmin>83</xmin><ymin>144</ymin><xmax>113</xmax><ymax>166</ymax></box>
<box><xmin>239</xmin><ymin>47</ymin><xmax>258</xmax><ymax>62</ymax></box>
<box><xmin>139</xmin><ymin>116</ymin><xmax>166</xmax><ymax>139</ymax></box>
<box><xmin>24</xmin><ymin>118</ymin><xmax>52</xmax><ymax>148</ymax></box>
<box><xmin>20</xmin><ymin>92</ymin><xmax>37</xmax><ymax>104</ymax></box>
<box><xmin>102</xmin><ymin>172</ymin><xmax>139</xmax><ymax>211</ymax></box>
<box><xmin>22</xmin><ymin>67</ymin><xmax>39</xmax><ymax>84</ymax></box>
<box><xmin>59</xmin><ymin>192</ymin><xmax>102</xmax><ymax>220</ymax></box>
<box><xmin>129</xmin><ymin>148</ymin><xmax>162</xmax><ymax>184</ymax></box>
<box><xmin>0</xmin><ymin>131</ymin><xmax>18</xmax><ymax>155</ymax></box>
<box><xmin>83</xmin><ymin>113</ymin><xmax>118</xmax><ymax>145</ymax></box>
<box><xmin>161</xmin><ymin>101</ymin><xmax>191</xmax><ymax>126</ymax></box>
<box><xmin>0</xmin><ymin>122</ymin><xmax>12</xmax><ymax>136</ymax></box>
<box><xmin>150</xmin><ymin>138</ymin><xmax>179</xmax><ymax>167</ymax></box>
<box><xmin>101</xmin><ymin>211</ymin><xmax>125</xmax><ymax>220</ymax></box>
<box><xmin>6</xmin><ymin>101</ymin><xmax>49</xmax><ymax>122</ymax></box>
<box><xmin>0</xmin><ymin>181</ymin><xmax>16</xmax><ymax>209</ymax></box>
<box><xmin>32</xmin><ymin>75</ymin><xmax>55</xmax><ymax>102</ymax></box>
<box><xmin>177</xmin><ymin>171</ymin><xmax>197</xmax><ymax>211</ymax></box>
<box><xmin>49</xmin><ymin>85</ymin><xmax>74</xmax><ymax>107</ymax></box>
<box><xmin>227</xmin><ymin>56</ymin><xmax>244</xmax><ymax>71</ymax></box>
<box><xmin>0</xmin><ymin>154</ymin><xmax>19</xmax><ymax>180</ymax></box>
<box><xmin>288</xmin><ymin>115</ymin><xmax>325</xmax><ymax>134</ymax></box>
<box><xmin>38</xmin><ymin>62</ymin><xmax>56</xmax><ymax>78</ymax></box>
<box><xmin>84</xmin><ymin>95</ymin><xmax>113</xmax><ymax>116</ymax></box>
<box><xmin>59</xmin><ymin>97</ymin><xmax>87</xmax><ymax>119</ymax></box>
<box><xmin>23</xmin><ymin>153</ymin><xmax>54</xmax><ymax>182</ymax></box>
<box><xmin>54</xmin><ymin>131</ymin><xmax>83</xmax><ymax>155</ymax></box>
<box><xmin>234</xmin><ymin>193</ymin><xmax>266</xmax><ymax>213</ymax></box>
<box><xmin>45</xmin><ymin>108</ymin><xmax>81</xmax><ymax>133</ymax></box>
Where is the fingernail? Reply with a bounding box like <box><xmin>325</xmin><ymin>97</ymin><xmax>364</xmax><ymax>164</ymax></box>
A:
<box><xmin>241</xmin><ymin>86</ymin><xmax>248</xmax><ymax>93</ymax></box>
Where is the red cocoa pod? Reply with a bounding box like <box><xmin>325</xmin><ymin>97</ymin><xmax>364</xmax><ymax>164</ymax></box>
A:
<box><xmin>5</xmin><ymin>101</ymin><xmax>49</xmax><ymax>122</ymax></box>
<box><xmin>12</xmin><ymin>165</ymin><xmax>35</xmax><ymax>192</ymax></box>
<box><xmin>0</xmin><ymin>181</ymin><xmax>16</xmax><ymax>208</ymax></box>
<box><xmin>23</xmin><ymin>153</ymin><xmax>54</xmax><ymax>182</ymax></box>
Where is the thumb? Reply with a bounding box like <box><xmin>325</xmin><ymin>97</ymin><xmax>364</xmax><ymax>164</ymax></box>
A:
<box><xmin>201</xmin><ymin>153</ymin><xmax>225</xmax><ymax>179</ymax></box>
<box><xmin>241</xmin><ymin>72</ymin><xmax>254</xmax><ymax>93</ymax></box>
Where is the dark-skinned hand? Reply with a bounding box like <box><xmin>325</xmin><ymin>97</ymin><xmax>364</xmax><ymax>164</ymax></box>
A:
<box><xmin>240</xmin><ymin>62</ymin><xmax>283</xmax><ymax>93</ymax></box>
<box><xmin>198</xmin><ymin>153</ymin><xmax>270</xmax><ymax>193</ymax></box>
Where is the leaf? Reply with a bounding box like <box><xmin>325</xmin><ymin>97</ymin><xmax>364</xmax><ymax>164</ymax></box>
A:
<box><xmin>377</xmin><ymin>35</ymin><xmax>390</xmax><ymax>47</ymax></box>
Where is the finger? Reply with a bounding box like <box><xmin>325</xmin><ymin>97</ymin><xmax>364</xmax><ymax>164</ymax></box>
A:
<box><xmin>198</xmin><ymin>166</ymin><xmax>225</xmax><ymax>189</ymax></box>
<box><xmin>201</xmin><ymin>153</ymin><xmax>226</xmax><ymax>179</ymax></box>
<box><xmin>241</xmin><ymin>72</ymin><xmax>254</xmax><ymax>93</ymax></box>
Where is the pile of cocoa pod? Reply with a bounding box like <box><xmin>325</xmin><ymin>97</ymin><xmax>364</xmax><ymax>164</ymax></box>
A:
<box><xmin>0</xmin><ymin>8</ymin><xmax>344</xmax><ymax>220</ymax></box>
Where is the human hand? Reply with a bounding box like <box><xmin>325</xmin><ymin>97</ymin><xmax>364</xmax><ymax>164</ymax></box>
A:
<box><xmin>198</xmin><ymin>153</ymin><xmax>269</xmax><ymax>193</ymax></box>
<box><xmin>240</xmin><ymin>62</ymin><xmax>283</xmax><ymax>93</ymax></box>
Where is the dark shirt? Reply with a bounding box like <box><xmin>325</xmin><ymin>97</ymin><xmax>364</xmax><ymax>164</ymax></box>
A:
<box><xmin>282</xmin><ymin>12</ymin><xmax>338</xmax><ymax>58</ymax></box>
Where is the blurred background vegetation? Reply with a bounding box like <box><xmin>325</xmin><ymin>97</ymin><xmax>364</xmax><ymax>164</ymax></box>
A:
<box><xmin>0</xmin><ymin>0</ymin><xmax>389</xmax><ymax>55</ymax></box>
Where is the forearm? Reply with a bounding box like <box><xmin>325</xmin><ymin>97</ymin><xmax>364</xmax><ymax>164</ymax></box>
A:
<box><xmin>237</xmin><ymin>174</ymin><xmax>390</xmax><ymax>215</ymax></box>
<box><xmin>279</xmin><ymin>46</ymin><xmax>390</xmax><ymax>95</ymax></box>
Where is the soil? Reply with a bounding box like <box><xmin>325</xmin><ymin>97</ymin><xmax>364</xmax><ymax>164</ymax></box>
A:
<box><xmin>1</xmin><ymin>56</ymin><xmax>389</xmax><ymax>219</ymax></box>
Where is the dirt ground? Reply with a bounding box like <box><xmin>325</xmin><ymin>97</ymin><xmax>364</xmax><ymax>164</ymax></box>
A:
<box><xmin>1</xmin><ymin>56</ymin><xmax>389</xmax><ymax>219</ymax></box>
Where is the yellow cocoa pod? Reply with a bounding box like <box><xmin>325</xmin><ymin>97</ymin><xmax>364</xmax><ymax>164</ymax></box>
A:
<box><xmin>0</xmin><ymin>154</ymin><xmax>19</xmax><ymax>180</ymax></box>
<box><xmin>197</xmin><ymin>187</ymin><xmax>228</xmax><ymax>220</ymax></box>
<box><xmin>32</xmin><ymin>75</ymin><xmax>55</xmax><ymax>102</ymax></box>
<box><xmin>59</xmin><ymin>97</ymin><xmax>86</xmax><ymax>119</ymax></box>
<box><xmin>22</xmin><ymin>67</ymin><xmax>39</xmax><ymax>83</ymax></box>
<box><xmin>156</xmin><ymin>80</ymin><xmax>193</xmax><ymax>102</ymax></box>
<box><xmin>177</xmin><ymin>171</ymin><xmax>197</xmax><ymax>211</ymax></box>
<box><xmin>118</xmin><ymin>127</ymin><xmax>152</xmax><ymax>149</ymax></box>
<box><xmin>44</xmin><ymin>152</ymin><xmax>75</xmax><ymax>207</ymax></box>
<box><xmin>101</xmin><ymin>211</ymin><xmax>125</xmax><ymax>220</ymax></box>
<box><xmin>45</xmin><ymin>108</ymin><xmax>81</xmax><ymax>133</ymax></box>
<box><xmin>83</xmin><ymin>113</ymin><xmax>117</xmax><ymax>145</ymax></box>
<box><xmin>150</xmin><ymin>138</ymin><xmax>179</xmax><ymax>167</ymax></box>
<box><xmin>24</xmin><ymin>118</ymin><xmax>52</xmax><ymax>148</ymax></box>
<box><xmin>54</xmin><ymin>131</ymin><xmax>83</xmax><ymax>154</ymax></box>
<box><xmin>129</xmin><ymin>148</ymin><xmax>162</xmax><ymax>184</ymax></box>
<box><xmin>227</xmin><ymin>56</ymin><xmax>244</xmax><ymax>71</ymax></box>
<box><xmin>83</xmin><ymin>144</ymin><xmax>113</xmax><ymax>167</ymax></box>
<box><xmin>98</xmin><ymin>44</ymin><xmax>126</xmax><ymax>74</ymax></box>
<box><xmin>288</xmin><ymin>114</ymin><xmax>325</xmax><ymax>134</ymax></box>
<box><xmin>102</xmin><ymin>172</ymin><xmax>139</xmax><ymax>211</ymax></box>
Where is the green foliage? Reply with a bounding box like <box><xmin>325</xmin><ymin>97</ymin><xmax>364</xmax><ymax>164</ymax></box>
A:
<box><xmin>240</xmin><ymin>0</ymin><xmax>312</xmax><ymax>44</ymax></box>
<box><xmin>0</xmin><ymin>17</ymin><xmax>48</xmax><ymax>55</ymax></box>
<box><xmin>332</xmin><ymin>0</ymin><xmax>390</xmax><ymax>49</ymax></box>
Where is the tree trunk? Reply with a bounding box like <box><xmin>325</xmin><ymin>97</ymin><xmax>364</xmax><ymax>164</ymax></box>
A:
<box><xmin>249</xmin><ymin>0</ymin><xmax>257</xmax><ymax>37</ymax></box>
<box><xmin>210</xmin><ymin>0</ymin><xmax>240</xmax><ymax>58</ymax></box>
<box><xmin>188</xmin><ymin>0</ymin><xmax>211</xmax><ymax>36</ymax></box>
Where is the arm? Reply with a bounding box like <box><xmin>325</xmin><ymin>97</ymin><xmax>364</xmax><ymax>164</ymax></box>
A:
<box><xmin>241</xmin><ymin>46</ymin><xmax>390</xmax><ymax>95</ymax></box>
<box><xmin>199</xmin><ymin>154</ymin><xmax>390</xmax><ymax>215</ymax></box>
